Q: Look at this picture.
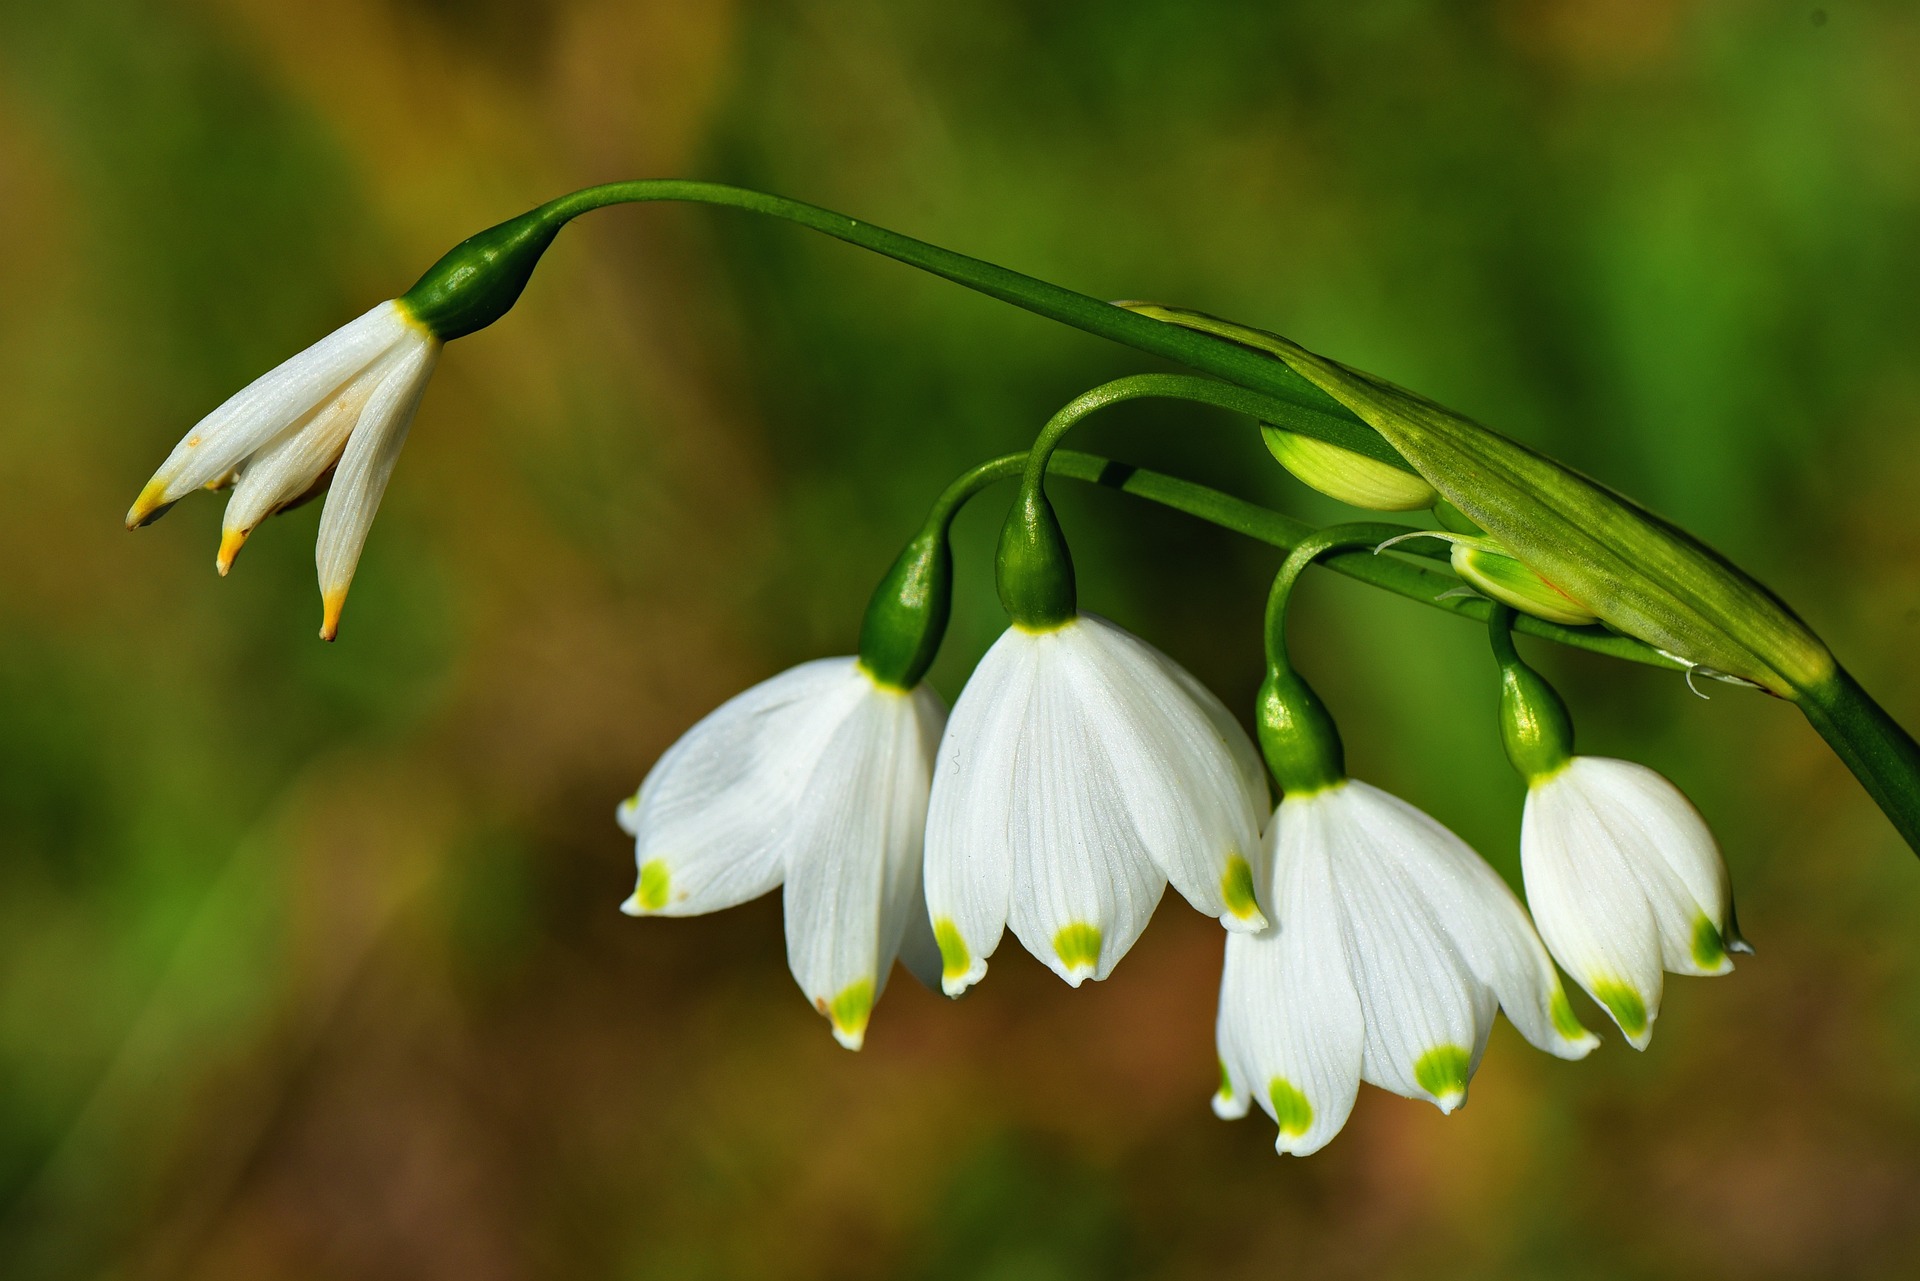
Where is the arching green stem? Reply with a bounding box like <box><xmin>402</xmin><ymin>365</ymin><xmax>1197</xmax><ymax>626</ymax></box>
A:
<box><xmin>415</xmin><ymin>181</ymin><xmax>1407</xmax><ymax>469</ymax></box>
<box><xmin>1258</xmin><ymin>524</ymin><xmax>1412</xmax><ymax>793</ymax></box>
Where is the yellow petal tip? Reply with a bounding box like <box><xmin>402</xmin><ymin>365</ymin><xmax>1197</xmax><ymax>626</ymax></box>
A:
<box><xmin>319</xmin><ymin>589</ymin><xmax>347</xmax><ymax>642</ymax></box>
<box><xmin>216</xmin><ymin>528</ymin><xmax>249</xmax><ymax>576</ymax></box>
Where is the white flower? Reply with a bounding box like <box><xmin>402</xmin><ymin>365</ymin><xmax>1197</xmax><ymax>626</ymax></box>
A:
<box><xmin>616</xmin><ymin>657</ymin><xmax>946</xmax><ymax>1049</ymax></box>
<box><xmin>125</xmin><ymin>300</ymin><xmax>441</xmax><ymax>640</ymax></box>
<box><xmin>1213</xmin><ymin>779</ymin><xmax>1597</xmax><ymax>1157</ymax></box>
<box><xmin>922</xmin><ymin>613</ymin><xmax>1270</xmax><ymax>996</ymax></box>
<box><xmin>1521</xmin><ymin>756</ymin><xmax>1743</xmax><ymax>1050</ymax></box>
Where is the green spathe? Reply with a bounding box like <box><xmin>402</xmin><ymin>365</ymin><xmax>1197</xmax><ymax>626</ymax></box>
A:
<box><xmin>1123</xmin><ymin>303</ymin><xmax>1831</xmax><ymax>698</ymax></box>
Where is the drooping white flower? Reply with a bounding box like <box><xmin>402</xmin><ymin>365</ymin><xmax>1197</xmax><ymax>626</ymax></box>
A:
<box><xmin>922</xmin><ymin>613</ymin><xmax>1270</xmax><ymax>996</ymax></box>
<box><xmin>125</xmin><ymin>300</ymin><xmax>441</xmax><ymax>640</ymax></box>
<box><xmin>616</xmin><ymin>657</ymin><xmax>946</xmax><ymax>1049</ymax></box>
<box><xmin>1521</xmin><ymin>756</ymin><xmax>1743</xmax><ymax>1050</ymax></box>
<box><xmin>1213</xmin><ymin>779</ymin><xmax>1597</xmax><ymax>1156</ymax></box>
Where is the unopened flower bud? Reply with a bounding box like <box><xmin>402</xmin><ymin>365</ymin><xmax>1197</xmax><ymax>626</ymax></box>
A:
<box><xmin>1261</xmin><ymin>426</ymin><xmax>1438</xmax><ymax>512</ymax></box>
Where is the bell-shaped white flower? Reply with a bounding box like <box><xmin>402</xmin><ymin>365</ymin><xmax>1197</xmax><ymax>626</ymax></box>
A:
<box><xmin>126</xmin><ymin>300</ymin><xmax>441</xmax><ymax>640</ymax></box>
<box><xmin>922</xmin><ymin>613</ymin><xmax>1270</xmax><ymax>996</ymax></box>
<box><xmin>1213</xmin><ymin>779</ymin><xmax>1597</xmax><ymax>1157</ymax></box>
<box><xmin>1521</xmin><ymin>757</ymin><xmax>1743</xmax><ymax>1050</ymax></box>
<box><xmin>617</xmin><ymin>657</ymin><xmax>946</xmax><ymax>1049</ymax></box>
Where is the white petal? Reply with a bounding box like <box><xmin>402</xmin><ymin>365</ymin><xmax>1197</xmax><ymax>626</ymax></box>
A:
<box><xmin>220</xmin><ymin>350</ymin><xmax>401</xmax><ymax>539</ymax></box>
<box><xmin>1214</xmin><ymin>804</ymin><xmax>1364</xmax><ymax>1156</ymax></box>
<box><xmin>1003</xmin><ymin>626</ymin><xmax>1167</xmax><ymax>987</ymax></box>
<box><xmin>620</xmin><ymin>658</ymin><xmax>867</xmax><ymax>917</ymax></box>
<box><xmin>1353</xmin><ymin>784</ymin><xmax>1599</xmax><ymax>1061</ymax></box>
<box><xmin>135</xmin><ymin>301</ymin><xmax>414</xmax><ymax>509</ymax></box>
<box><xmin>1522</xmin><ymin>770</ymin><xmax>1667</xmax><ymax>1049</ymax></box>
<box><xmin>923</xmin><ymin>630</ymin><xmax>1037</xmax><ymax>995</ymax></box>
<box><xmin>890</xmin><ymin>686</ymin><xmax>951</xmax><ymax>994</ymax></box>
<box><xmin>1069</xmin><ymin>616</ymin><xmax>1269</xmax><ymax>931</ymax></box>
<box><xmin>1322</xmin><ymin>783</ymin><xmax>1493</xmax><ymax>1112</ymax></box>
<box><xmin>781</xmin><ymin>681</ymin><xmax>944</xmax><ymax>1049</ymax></box>
<box><xmin>1563</xmin><ymin>757</ymin><xmax>1735</xmax><ymax>975</ymax></box>
<box><xmin>313</xmin><ymin>334</ymin><xmax>440</xmax><ymax>637</ymax></box>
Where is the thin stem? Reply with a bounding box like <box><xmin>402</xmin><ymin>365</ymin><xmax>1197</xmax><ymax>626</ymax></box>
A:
<box><xmin>1263</xmin><ymin>523</ymin><xmax>1419</xmax><ymax>673</ymax></box>
<box><xmin>924</xmin><ymin>449</ymin><xmax>1683</xmax><ymax>671</ymax></box>
<box><xmin>529</xmin><ymin>181</ymin><xmax>1407</xmax><ymax>470</ymax></box>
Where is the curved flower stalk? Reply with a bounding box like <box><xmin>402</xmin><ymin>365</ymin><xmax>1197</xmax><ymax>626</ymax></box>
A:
<box><xmin>125</xmin><ymin>301</ymin><xmax>440</xmax><ymax>640</ymax></box>
<box><xmin>1215</xmin><ymin>530</ymin><xmax>1594</xmax><ymax>1155</ymax></box>
<box><xmin>125</xmin><ymin>179</ymin><xmax>1920</xmax><ymax>851</ymax></box>
<box><xmin>923</xmin><ymin>613</ymin><xmax>1271</xmax><ymax>994</ymax></box>
<box><xmin>1490</xmin><ymin>607</ymin><xmax>1746</xmax><ymax>1048</ymax></box>
<box><xmin>617</xmin><ymin>657</ymin><xmax>945</xmax><ymax>1049</ymax></box>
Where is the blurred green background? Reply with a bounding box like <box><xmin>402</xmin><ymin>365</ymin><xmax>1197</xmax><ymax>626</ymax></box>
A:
<box><xmin>3</xmin><ymin>0</ymin><xmax>1919</xmax><ymax>1277</ymax></box>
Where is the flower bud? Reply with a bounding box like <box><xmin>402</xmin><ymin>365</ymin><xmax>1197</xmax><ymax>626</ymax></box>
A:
<box><xmin>1447</xmin><ymin>537</ymin><xmax>1599</xmax><ymax>627</ymax></box>
<box><xmin>1261</xmin><ymin>426</ymin><xmax>1438</xmax><ymax>511</ymax></box>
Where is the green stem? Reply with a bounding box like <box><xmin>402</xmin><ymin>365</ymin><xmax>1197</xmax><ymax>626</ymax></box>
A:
<box><xmin>1797</xmin><ymin>668</ymin><xmax>1920</xmax><ymax>855</ymax></box>
<box><xmin>530</xmin><ymin>181</ymin><xmax>1405</xmax><ymax>470</ymax></box>
<box><xmin>936</xmin><ymin>449</ymin><xmax>1681</xmax><ymax>671</ymax></box>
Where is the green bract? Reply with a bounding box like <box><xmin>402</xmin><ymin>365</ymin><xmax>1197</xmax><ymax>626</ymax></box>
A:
<box><xmin>1123</xmin><ymin>302</ymin><xmax>1833</xmax><ymax>699</ymax></box>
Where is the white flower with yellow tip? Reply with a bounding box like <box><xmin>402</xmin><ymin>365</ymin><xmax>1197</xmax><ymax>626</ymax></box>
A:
<box><xmin>1213</xmin><ymin>780</ymin><xmax>1596</xmax><ymax>1157</ymax></box>
<box><xmin>922</xmin><ymin>613</ymin><xmax>1271</xmax><ymax>996</ymax></box>
<box><xmin>617</xmin><ymin>657</ymin><xmax>945</xmax><ymax>1050</ymax></box>
<box><xmin>125</xmin><ymin>300</ymin><xmax>440</xmax><ymax>640</ymax></box>
<box><xmin>1521</xmin><ymin>757</ymin><xmax>1745</xmax><ymax>1050</ymax></box>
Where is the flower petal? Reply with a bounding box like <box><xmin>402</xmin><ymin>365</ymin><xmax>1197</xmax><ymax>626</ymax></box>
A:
<box><xmin>1215</xmin><ymin>805</ymin><xmax>1364</xmax><ymax>1156</ymax></box>
<box><xmin>619</xmin><ymin>658</ymin><xmax>867</xmax><ymax>917</ymax></box>
<box><xmin>1522</xmin><ymin>770</ymin><xmax>1667</xmax><ymax>1049</ymax></box>
<box><xmin>1563</xmin><ymin>757</ymin><xmax>1735</xmax><ymax>976</ymax></box>
<box><xmin>312</xmin><ymin>335</ymin><xmax>440</xmax><ymax>638</ymax></box>
<box><xmin>1003</xmin><ymin>627</ymin><xmax>1167</xmax><ymax>987</ymax></box>
<box><xmin>781</xmin><ymin>682</ymin><xmax>943</xmax><ymax>1049</ymax></box>
<box><xmin>923</xmin><ymin>630</ymin><xmax>1037</xmax><ymax>995</ymax></box>
<box><xmin>1070</xmin><ymin>616</ymin><xmax>1269</xmax><ymax>931</ymax></box>
<box><xmin>130</xmin><ymin>301</ymin><xmax>414</xmax><ymax>518</ymax></box>
<box><xmin>1322</xmin><ymin>783</ymin><xmax>1494</xmax><ymax>1112</ymax></box>
<box><xmin>1359</xmin><ymin>786</ymin><xmax>1599</xmax><ymax>1061</ymax></box>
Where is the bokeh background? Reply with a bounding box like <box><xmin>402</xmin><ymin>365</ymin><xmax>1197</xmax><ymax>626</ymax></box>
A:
<box><xmin>3</xmin><ymin>1</ymin><xmax>1919</xmax><ymax>1277</ymax></box>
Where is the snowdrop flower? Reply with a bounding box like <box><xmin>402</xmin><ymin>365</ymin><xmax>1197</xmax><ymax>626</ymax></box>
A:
<box><xmin>617</xmin><ymin>657</ymin><xmax>946</xmax><ymax>1049</ymax></box>
<box><xmin>126</xmin><ymin>300</ymin><xmax>440</xmax><ymax>640</ymax></box>
<box><xmin>923</xmin><ymin>613</ymin><xmax>1271</xmax><ymax>996</ymax></box>
<box><xmin>1522</xmin><ymin>758</ymin><xmax>1743</xmax><ymax>1049</ymax></box>
<box><xmin>1212</xmin><ymin>779</ymin><xmax>1597</xmax><ymax>1156</ymax></box>
<box><xmin>1489</xmin><ymin>606</ymin><xmax>1744</xmax><ymax>1050</ymax></box>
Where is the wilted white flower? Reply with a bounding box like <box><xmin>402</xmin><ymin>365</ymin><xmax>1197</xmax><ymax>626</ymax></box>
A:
<box><xmin>126</xmin><ymin>300</ymin><xmax>440</xmax><ymax>640</ymax></box>
<box><xmin>617</xmin><ymin>657</ymin><xmax>945</xmax><ymax>1049</ymax></box>
<box><xmin>1521</xmin><ymin>756</ymin><xmax>1744</xmax><ymax>1050</ymax></box>
<box><xmin>922</xmin><ymin>613</ymin><xmax>1270</xmax><ymax>996</ymax></box>
<box><xmin>1213</xmin><ymin>779</ymin><xmax>1597</xmax><ymax>1156</ymax></box>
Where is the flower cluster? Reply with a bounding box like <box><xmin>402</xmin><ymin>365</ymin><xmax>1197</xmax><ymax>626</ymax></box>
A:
<box><xmin>128</xmin><ymin>185</ymin><xmax>1845</xmax><ymax>1161</ymax></box>
<box><xmin>614</xmin><ymin>489</ymin><xmax>1745</xmax><ymax>1157</ymax></box>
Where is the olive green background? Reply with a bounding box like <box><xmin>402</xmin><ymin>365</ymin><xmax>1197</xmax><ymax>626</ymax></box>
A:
<box><xmin>3</xmin><ymin>1</ymin><xmax>1919</xmax><ymax>1277</ymax></box>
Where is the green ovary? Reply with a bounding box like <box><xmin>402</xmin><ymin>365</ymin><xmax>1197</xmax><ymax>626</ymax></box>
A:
<box><xmin>1267</xmin><ymin>1077</ymin><xmax>1314</xmax><ymax>1137</ymax></box>
<box><xmin>827</xmin><ymin>979</ymin><xmax>874</xmax><ymax>1040</ymax></box>
<box><xmin>635</xmin><ymin>859</ymin><xmax>671</xmax><ymax>911</ymax></box>
<box><xmin>1052</xmin><ymin>922</ymin><xmax>1103</xmax><ymax>974</ymax></box>
<box><xmin>1221</xmin><ymin>855</ymin><xmax>1259</xmax><ymax>919</ymax></box>
<box><xmin>1591</xmin><ymin>980</ymin><xmax>1650</xmax><ymax>1040</ymax></box>
<box><xmin>1691</xmin><ymin>915</ymin><xmax>1728</xmax><ymax>970</ymax></box>
<box><xmin>933</xmin><ymin>918</ymin><xmax>971</xmax><ymax>982</ymax></box>
<box><xmin>1413</xmin><ymin>1045</ymin><xmax>1471</xmax><ymax>1101</ymax></box>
